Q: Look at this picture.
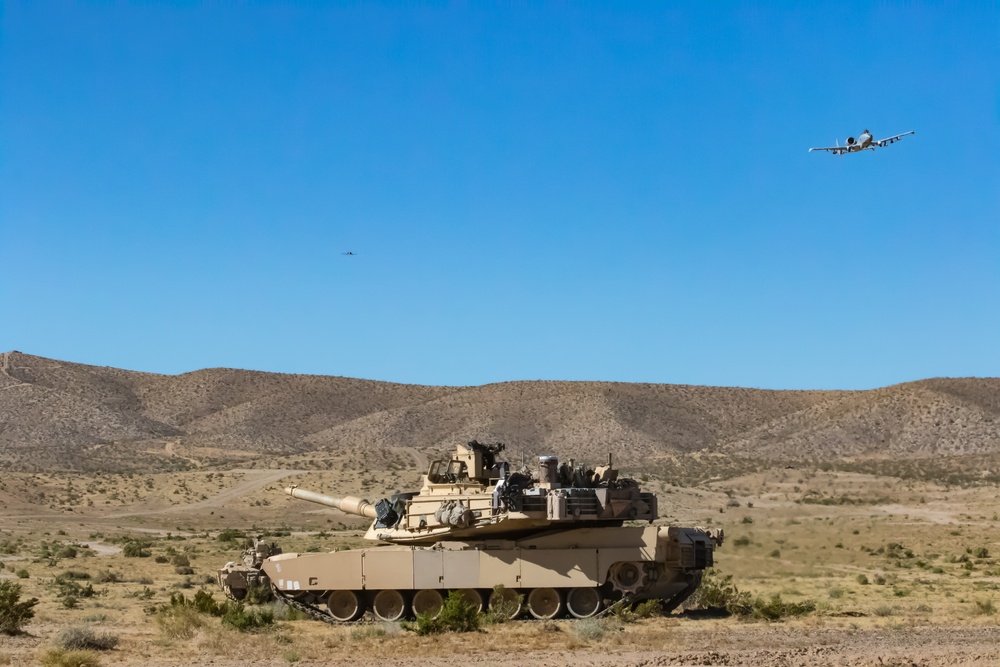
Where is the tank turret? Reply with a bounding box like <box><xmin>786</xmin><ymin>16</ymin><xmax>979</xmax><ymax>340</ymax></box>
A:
<box><xmin>283</xmin><ymin>441</ymin><xmax>658</xmax><ymax>544</ymax></box>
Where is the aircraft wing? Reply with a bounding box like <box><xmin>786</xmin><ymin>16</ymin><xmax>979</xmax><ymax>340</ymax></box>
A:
<box><xmin>808</xmin><ymin>145</ymin><xmax>850</xmax><ymax>154</ymax></box>
<box><xmin>873</xmin><ymin>130</ymin><xmax>915</xmax><ymax>147</ymax></box>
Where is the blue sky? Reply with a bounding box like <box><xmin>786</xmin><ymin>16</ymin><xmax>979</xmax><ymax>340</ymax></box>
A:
<box><xmin>2</xmin><ymin>3</ymin><xmax>998</xmax><ymax>389</ymax></box>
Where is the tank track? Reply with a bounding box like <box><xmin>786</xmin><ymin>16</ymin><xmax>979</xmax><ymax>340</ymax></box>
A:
<box><xmin>270</xmin><ymin>585</ymin><xmax>338</xmax><ymax>625</ymax></box>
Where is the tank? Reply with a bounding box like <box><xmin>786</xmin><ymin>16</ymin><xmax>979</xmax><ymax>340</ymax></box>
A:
<box><xmin>218</xmin><ymin>441</ymin><xmax>722</xmax><ymax>621</ymax></box>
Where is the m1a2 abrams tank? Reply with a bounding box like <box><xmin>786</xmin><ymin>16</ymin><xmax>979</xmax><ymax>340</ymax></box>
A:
<box><xmin>218</xmin><ymin>441</ymin><xmax>722</xmax><ymax>622</ymax></box>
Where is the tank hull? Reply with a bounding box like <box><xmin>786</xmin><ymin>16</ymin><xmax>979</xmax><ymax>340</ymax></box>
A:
<box><xmin>261</xmin><ymin>525</ymin><xmax>714</xmax><ymax>620</ymax></box>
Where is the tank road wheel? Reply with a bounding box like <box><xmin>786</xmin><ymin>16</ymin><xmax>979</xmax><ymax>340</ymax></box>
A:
<box><xmin>527</xmin><ymin>587</ymin><xmax>564</xmax><ymax>620</ymax></box>
<box><xmin>566</xmin><ymin>587</ymin><xmax>604</xmax><ymax>619</ymax></box>
<box><xmin>372</xmin><ymin>590</ymin><xmax>408</xmax><ymax>622</ymax></box>
<box><xmin>488</xmin><ymin>587</ymin><xmax>523</xmax><ymax>620</ymax></box>
<box><xmin>412</xmin><ymin>589</ymin><xmax>444</xmax><ymax>619</ymax></box>
<box><xmin>327</xmin><ymin>590</ymin><xmax>366</xmax><ymax>622</ymax></box>
<box><xmin>457</xmin><ymin>589</ymin><xmax>484</xmax><ymax>613</ymax></box>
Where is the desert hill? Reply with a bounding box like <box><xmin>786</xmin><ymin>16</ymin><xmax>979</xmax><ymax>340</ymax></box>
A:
<box><xmin>1</xmin><ymin>351</ymin><xmax>998</xmax><ymax>474</ymax></box>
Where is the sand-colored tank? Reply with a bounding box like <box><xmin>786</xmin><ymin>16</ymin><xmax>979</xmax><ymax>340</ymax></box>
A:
<box><xmin>219</xmin><ymin>441</ymin><xmax>722</xmax><ymax>621</ymax></box>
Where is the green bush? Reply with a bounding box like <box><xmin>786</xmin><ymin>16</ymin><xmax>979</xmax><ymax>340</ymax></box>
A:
<box><xmin>856</xmin><ymin>574</ymin><xmax>869</xmax><ymax>585</ymax></box>
<box><xmin>404</xmin><ymin>590</ymin><xmax>480</xmax><ymax>635</ymax></box>
<box><xmin>56</xmin><ymin>626</ymin><xmax>119</xmax><ymax>651</ymax></box>
<box><xmin>749</xmin><ymin>594</ymin><xmax>815</xmax><ymax>621</ymax></box>
<box><xmin>0</xmin><ymin>581</ymin><xmax>38</xmax><ymax>634</ymax></box>
<box><xmin>685</xmin><ymin>570</ymin><xmax>752</xmax><ymax>613</ymax></box>
<box><xmin>632</xmin><ymin>599</ymin><xmax>662</xmax><ymax>619</ymax></box>
<box><xmin>221</xmin><ymin>604</ymin><xmax>275</xmax><ymax>632</ymax></box>
<box><xmin>122</xmin><ymin>541</ymin><xmax>151</xmax><ymax>558</ymax></box>
<box><xmin>217</xmin><ymin>529</ymin><xmax>245</xmax><ymax>543</ymax></box>
<box><xmin>684</xmin><ymin>570</ymin><xmax>815</xmax><ymax>621</ymax></box>
<box><xmin>0</xmin><ymin>581</ymin><xmax>38</xmax><ymax>635</ymax></box>
<box><xmin>481</xmin><ymin>585</ymin><xmax>521</xmax><ymax>624</ymax></box>
<box><xmin>15</xmin><ymin>569</ymin><xmax>28</xmax><ymax>579</ymax></box>
<box><xmin>152</xmin><ymin>590</ymin><xmax>273</xmax><ymax>634</ymax></box>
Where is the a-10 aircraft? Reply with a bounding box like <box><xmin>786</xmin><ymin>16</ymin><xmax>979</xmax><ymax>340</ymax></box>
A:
<box><xmin>809</xmin><ymin>129</ymin><xmax>914</xmax><ymax>155</ymax></box>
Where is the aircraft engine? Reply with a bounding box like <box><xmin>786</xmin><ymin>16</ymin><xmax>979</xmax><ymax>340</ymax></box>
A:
<box><xmin>846</xmin><ymin>137</ymin><xmax>856</xmax><ymax>145</ymax></box>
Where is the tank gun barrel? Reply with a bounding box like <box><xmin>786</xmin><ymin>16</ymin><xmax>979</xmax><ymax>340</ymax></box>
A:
<box><xmin>285</xmin><ymin>485</ymin><xmax>378</xmax><ymax>519</ymax></box>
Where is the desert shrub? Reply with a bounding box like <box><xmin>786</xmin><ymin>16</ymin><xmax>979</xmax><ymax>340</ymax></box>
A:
<box><xmin>873</xmin><ymin>605</ymin><xmax>896</xmax><ymax>617</ymax></box>
<box><xmin>57</xmin><ymin>626</ymin><xmax>119</xmax><ymax>651</ymax></box>
<box><xmin>350</xmin><ymin>624</ymin><xmax>385</xmax><ymax>640</ymax></box>
<box><xmin>59</xmin><ymin>571</ymin><xmax>91</xmax><ymax>581</ymax></box>
<box><xmin>403</xmin><ymin>590</ymin><xmax>480</xmax><ymax>635</ymax></box>
<box><xmin>733</xmin><ymin>536</ymin><xmax>751</xmax><ymax>547</ymax></box>
<box><xmin>221</xmin><ymin>604</ymin><xmax>274</xmax><ymax>631</ymax></box>
<box><xmin>152</xmin><ymin>602</ymin><xmax>204</xmax><ymax>640</ymax></box>
<box><xmin>174</xmin><ymin>567</ymin><xmax>195</xmax><ymax>576</ymax></box>
<box><xmin>572</xmin><ymin>617</ymin><xmax>608</xmax><ymax>641</ymax></box>
<box><xmin>768</xmin><ymin>550</ymin><xmax>781</xmax><ymax>558</ymax></box>
<box><xmin>0</xmin><ymin>581</ymin><xmax>38</xmax><ymax>634</ymax></box>
<box><xmin>350</xmin><ymin>623</ymin><xmax>401</xmax><ymax>640</ymax></box>
<box><xmin>749</xmin><ymin>594</ymin><xmax>815</xmax><ymax>621</ymax></box>
<box><xmin>684</xmin><ymin>570</ymin><xmax>814</xmax><ymax>621</ymax></box>
<box><xmin>973</xmin><ymin>547</ymin><xmax>990</xmax><ymax>559</ymax></box>
<box><xmin>171</xmin><ymin>555</ymin><xmax>190</xmax><ymax>567</ymax></box>
<box><xmin>93</xmin><ymin>571</ymin><xmax>119</xmax><ymax>584</ymax></box>
<box><xmin>685</xmin><ymin>570</ymin><xmax>752</xmax><ymax>613</ymax></box>
<box><xmin>38</xmin><ymin>649</ymin><xmax>102</xmax><ymax>667</ymax></box>
<box><xmin>873</xmin><ymin>574</ymin><xmax>887</xmax><ymax>585</ymax></box>
<box><xmin>56</xmin><ymin>546</ymin><xmax>78</xmax><ymax>559</ymax></box>
<box><xmin>828</xmin><ymin>587</ymin><xmax>845</xmax><ymax>599</ymax></box>
<box><xmin>53</xmin><ymin>575</ymin><xmax>97</xmax><ymax>604</ymax></box>
<box><xmin>154</xmin><ymin>556</ymin><xmax>169</xmax><ymax>564</ymax></box>
<box><xmin>15</xmin><ymin>569</ymin><xmax>28</xmax><ymax>579</ymax></box>
<box><xmin>244</xmin><ymin>582</ymin><xmax>273</xmax><ymax>605</ymax></box>
<box><xmin>856</xmin><ymin>574</ymin><xmax>869</xmax><ymax>585</ymax></box>
<box><xmin>270</xmin><ymin>601</ymin><xmax>308</xmax><ymax>621</ymax></box>
<box><xmin>122</xmin><ymin>541</ymin><xmax>151</xmax><ymax>558</ymax></box>
<box><xmin>633</xmin><ymin>599</ymin><xmax>662</xmax><ymax>618</ymax></box>
<box><xmin>152</xmin><ymin>591</ymin><xmax>273</xmax><ymax>634</ymax></box>
<box><xmin>973</xmin><ymin>599</ymin><xmax>996</xmax><ymax>615</ymax></box>
<box><xmin>740</xmin><ymin>516</ymin><xmax>754</xmax><ymax>524</ymax></box>
<box><xmin>481</xmin><ymin>585</ymin><xmax>522</xmax><ymax>624</ymax></box>
<box><xmin>217</xmin><ymin>529</ymin><xmax>245</xmax><ymax>543</ymax></box>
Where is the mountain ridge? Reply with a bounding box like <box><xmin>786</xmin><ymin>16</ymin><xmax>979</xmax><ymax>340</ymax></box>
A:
<box><xmin>1</xmin><ymin>351</ymin><xmax>997</xmax><ymax>473</ymax></box>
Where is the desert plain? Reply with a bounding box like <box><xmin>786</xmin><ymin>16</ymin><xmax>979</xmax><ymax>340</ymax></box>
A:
<box><xmin>2</xmin><ymin>351</ymin><xmax>1000</xmax><ymax>666</ymax></box>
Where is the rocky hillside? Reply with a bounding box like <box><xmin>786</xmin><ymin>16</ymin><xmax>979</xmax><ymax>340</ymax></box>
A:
<box><xmin>1</xmin><ymin>351</ymin><xmax>998</xmax><ymax>473</ymax></box>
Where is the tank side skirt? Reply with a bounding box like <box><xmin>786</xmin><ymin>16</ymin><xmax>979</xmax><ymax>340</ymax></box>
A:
<box><xmin>264</xmin><ymin>544</ymin><xmax>655</xmax><ymax>594</ymax></box>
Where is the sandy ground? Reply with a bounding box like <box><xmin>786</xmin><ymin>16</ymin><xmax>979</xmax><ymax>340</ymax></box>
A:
<box><xmin>4</xmin><ymin>621</ymin><xmax>1000</xmax><ymax>666</ymax></box>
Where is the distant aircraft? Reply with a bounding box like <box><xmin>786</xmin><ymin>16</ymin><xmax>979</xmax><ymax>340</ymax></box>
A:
<box><xmin>342</xmin><ymin>251</ymin><xmax>357</xmax><ymax>256</ymax></box>
<box><xmin>809</xmin><ymin>129</ymin><xmax>914</xmax><ymax>155</ymax></box>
